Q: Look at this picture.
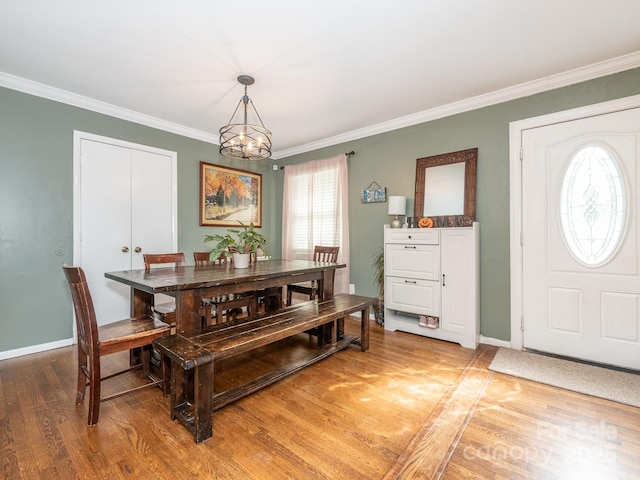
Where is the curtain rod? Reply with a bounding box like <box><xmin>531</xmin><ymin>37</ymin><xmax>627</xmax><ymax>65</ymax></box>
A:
<box><xmin>279</xmin><ymin>151</ymin><xmax>355</xmax><ymax>170</ymax></box>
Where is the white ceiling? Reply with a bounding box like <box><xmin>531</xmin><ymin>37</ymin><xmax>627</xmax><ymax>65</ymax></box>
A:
<box><xmin>2</xmin><ymin>1</ymin><xmax>640</xmax><ymax>158</ymax></box>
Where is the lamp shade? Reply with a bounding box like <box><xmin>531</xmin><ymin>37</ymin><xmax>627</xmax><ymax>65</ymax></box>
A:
<box><xmin>388</xmin><ymin>196</ymin><xmax>407</xmax><ymax>215</ymax></box>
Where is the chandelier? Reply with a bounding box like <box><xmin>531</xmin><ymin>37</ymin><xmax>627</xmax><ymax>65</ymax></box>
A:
<box><xmin>219</xmin><ymin>75</ymin><xmax>272</xmax><ymax>160</ymax></box>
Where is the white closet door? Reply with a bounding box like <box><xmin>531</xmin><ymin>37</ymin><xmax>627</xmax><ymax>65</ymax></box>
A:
<box><xmin>131</xmin><ymin>148</ymin><xmax>176</xmax><ymax>268</ymax></box>
<box><xmin>130</xmin><ymin>148</ymin><xmax>177</xmax><ymax>307</ymax></box>
<box><xmin>74</xmin><ymin>132</ymin><xmax>177</xmax><ymax>326</ymax></box>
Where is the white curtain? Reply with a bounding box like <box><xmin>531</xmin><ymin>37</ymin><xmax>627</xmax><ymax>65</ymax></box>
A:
<box><xmin>282</xmin><ymin>153</ymin><xmax>350</xmax><ymax>296</ymax></box>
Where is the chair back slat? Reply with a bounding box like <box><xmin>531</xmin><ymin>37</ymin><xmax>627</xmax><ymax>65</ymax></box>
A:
<box><xmin>193</xmin><ymin>251</ymin><xmax>227</xmax><ymax>267</ymax></box>
<box><xmin>313</xmin><ymin>246</ymin><xmax>339</xmax><ymax>263</ymax></box>
<box><xmin>143</xmin><ymin>253</ymin><xmax>186</xmax><ymax>270</ymax></box>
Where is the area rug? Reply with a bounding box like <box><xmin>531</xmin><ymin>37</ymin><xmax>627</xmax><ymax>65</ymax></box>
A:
<box><xmin>489</xmin><ymin>347</ymin><xmax>640</xmax><ymax>408</ymax></box>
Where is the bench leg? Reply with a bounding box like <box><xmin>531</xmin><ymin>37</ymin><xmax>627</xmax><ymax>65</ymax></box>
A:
<box><xmin>193</xmin><ymin>362</ymin><xmax>214</xmax><ymax>443</ymax></box>
<box><xmin>169</xmin><ymin>362</ymin><xmax>183</xmax><ymax>420</ymax></box>
<box><xmin>161</xmin><ymin>352</ymin><xmax>171</xmax><ymax>396</ymax></box>
<box><xmin>168</xmin><ymin>360</ymin><xmax>214</xmax><ymax>444</ymax></box>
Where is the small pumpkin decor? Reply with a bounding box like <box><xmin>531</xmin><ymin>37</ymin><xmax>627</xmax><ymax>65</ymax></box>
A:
<box><xmin>418</xmin><ymin>216</ymin><xmax>434</xmax><ymax>228</ymax></box>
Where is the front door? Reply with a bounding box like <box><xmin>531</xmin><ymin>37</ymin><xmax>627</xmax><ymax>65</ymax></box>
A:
<box><xmin>521</xmin><ymin>107</ymin><xmax>640</xmax><ymax>370</ymax></box>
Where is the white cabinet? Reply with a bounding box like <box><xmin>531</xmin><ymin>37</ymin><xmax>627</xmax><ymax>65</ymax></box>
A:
<box><xmin>383</xmin><ymin>224</ymin><xmax>479</xmax><ymax>349</ymax></box>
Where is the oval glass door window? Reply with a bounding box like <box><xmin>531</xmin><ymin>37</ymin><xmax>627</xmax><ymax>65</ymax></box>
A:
<box><xmin>560</xmin><ymin>145</ymin><xmax>626</xmax><ymax>266</ymax></box>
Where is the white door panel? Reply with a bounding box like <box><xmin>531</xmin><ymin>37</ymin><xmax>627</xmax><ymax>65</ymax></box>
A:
<box><xmin>79</xmin><ymin>140</ymin><xmax>133</xmax><ymax>324</ymax></box>
<box><xmin>74</xmin><ymin>133</ymin><xmax>177</xmax><ymax>326</ymax></box>
<box><xmin>131</xmin><ymin>148</ymin><xmax>175</xmax><ymax>266</ymax></box>
<box><xmin>521</xmin><ymin>108</ymin><xmax>640</xmax><ymax>369</ymax></box>
<box><xmin>441</xmin><ymin>229</ymin><xmax>472</xmax><ymax>334</ymax></box>
<box><xmin>131</xmin><ymin>148</ymin><xmax>176</xmax><ymax>306</ymax></box>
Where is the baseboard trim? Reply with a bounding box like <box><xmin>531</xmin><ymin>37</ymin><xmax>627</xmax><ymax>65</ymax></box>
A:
<box><xmin>0</xmin><ymin>338</ymin><xmax>74</xmax><ymax>361</ymax></box>
<box><xmin>479</xmin><ymin>335</ymin><xmax>511</xmax><ymax>348</ymax></box>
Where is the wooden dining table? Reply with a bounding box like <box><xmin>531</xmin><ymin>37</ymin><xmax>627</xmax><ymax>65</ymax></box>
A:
<box><xmin>105</xmin><ymin>259</ymin><xmax>346</xmax><ymax>333</ymax></box>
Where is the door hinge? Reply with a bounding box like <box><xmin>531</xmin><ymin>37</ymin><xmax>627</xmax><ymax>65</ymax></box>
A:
<box><xmin>521</xmin><ymin>316</ymin><xmax>525</xmax><ymax>331</ymax></box>
<box><xmin>520</xmin><ymin>232</ymin><xmax>523</xmax><ymax>245</ymax></box>
<box><xmin>520</xmin><ymin>148</ymin><xmax>523</xmax><ymax>162</ymax></box>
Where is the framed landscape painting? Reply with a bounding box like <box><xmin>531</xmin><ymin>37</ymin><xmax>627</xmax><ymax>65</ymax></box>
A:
<box><xmin>199</xmin><ymin>162</ymin><xmax>262</xmax><ymax>227</ymax></box>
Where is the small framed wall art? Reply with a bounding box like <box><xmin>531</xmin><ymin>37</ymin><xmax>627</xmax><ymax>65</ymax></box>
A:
<box><xmin>360</xmin><ymin>181</ymin><xmax>387</xmax><ymax>203</ymax></box>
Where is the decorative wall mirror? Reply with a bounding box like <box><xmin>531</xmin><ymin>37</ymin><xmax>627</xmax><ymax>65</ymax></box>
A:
<box><xmin>414</xmin><ymin>148</ymin><xmax>477</xmax><ymax>227</ymax></box>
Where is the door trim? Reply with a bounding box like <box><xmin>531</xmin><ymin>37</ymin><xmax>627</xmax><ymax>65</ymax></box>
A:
<box><xmin>509</xmin><ymin>94</ymin><xmax>640</xmax><ymax>350</ymax></box>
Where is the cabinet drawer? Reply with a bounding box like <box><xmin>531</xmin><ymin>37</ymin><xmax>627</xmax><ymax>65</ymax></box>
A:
<box><xmin>385</xmin><ymin>228</ymin><xmax>439</xmax><ymax>245</ymax></box>
<box><xmin>386</xmin><ymin>276</ymin><xmax>441</xmax><ymax>316</ymax></box>
<box><xmin>386</xmin><ymin>244</ymin><xmax>440</xmax><ymax>280</ymax></box>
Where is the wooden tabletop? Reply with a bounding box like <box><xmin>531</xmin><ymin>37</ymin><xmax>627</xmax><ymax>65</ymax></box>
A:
<box><xmin>105</xmin><ymin>259</ymin><xmax>346</xmax><ymax>294</ymax></box>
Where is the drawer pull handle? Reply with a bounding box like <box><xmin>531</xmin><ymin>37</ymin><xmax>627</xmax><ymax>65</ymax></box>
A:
<box><xmin>404</xmin><ymin>246</ymin><xmax>417</xmax><ymax>249</ymax></box>
<box><xmin>404</xmin><ymin>280</ymin><xmax>417</xmax><ymax>284</ymax></box>
<box><xmin>442</xmin><ymin>274</ymin><xmax>446</xmax><ymax>286</ymax></box>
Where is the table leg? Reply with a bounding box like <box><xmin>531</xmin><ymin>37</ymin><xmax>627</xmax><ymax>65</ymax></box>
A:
<box><xmin>317</xmin><ymin>269</ymin><xmax>340</xmax><ymax>343</ymax></box>
<box><xmin>360</xmin><ymin>306</ymin><xmax>370</xmax><ymax>352</ymax></box>
<box><xmin>130</xmin><ymin>288</ymin><xmax>154</xmax><ymax>365</ymax></box>
<box><xmin>131</xmin><ymin>288</ymin><xmax>154</xmax><ymax>318</ymax></box>
<box><xmin>175</xmin><ymin>290</ymin><xmax>202</xmax><ymax>333</ymax></box>
<box><xmin>317</xmin><ymin>322</ymin><xmax>333</xmax><ymax>346</ymax></box>
<box><xmin>337</xmin><ymin>317</ymin><xmax>345</xmax><ymax>340</ymax></box>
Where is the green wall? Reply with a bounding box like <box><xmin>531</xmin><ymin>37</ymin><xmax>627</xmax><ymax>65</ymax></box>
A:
<box><xmin>1</xmin><ymin>67</ymin><xmax>640</xmax><ymax>354</ymax></box>
<box><xmin>0</xmin><ymin>87</ymin><xmax>280</xmax><ymax>353</ymax></box>
<box><xmin>279</xmin><ymin>68</ymin><xmax>640</xmax><ymax>341</ymax></box>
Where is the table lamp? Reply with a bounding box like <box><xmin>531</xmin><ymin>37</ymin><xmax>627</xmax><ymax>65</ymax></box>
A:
<box><xmin>388</xmin><ymin>196</ymin><xmax>406</xmax><ymax>228</ymax></box>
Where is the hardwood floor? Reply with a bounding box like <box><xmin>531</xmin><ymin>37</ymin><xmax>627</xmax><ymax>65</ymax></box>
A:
<box><xmin>1</xmin><ymin>318</ymin><xmax>639</xmax><ymax>479</ymax></box>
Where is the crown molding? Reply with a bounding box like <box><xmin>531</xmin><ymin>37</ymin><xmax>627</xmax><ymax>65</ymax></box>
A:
<box><xmin>273</xmin><ymin>51</ymin><xmax>640</xmax><ymax>159</ymax></box>
<box><xmin>2</xmin><ymin>50</ymin><xmax>640</xmax><ymax>159</ymax></box>
<box><xmin>0</xmin><ymin>72</ymin><xmax>219</xmax><ymax>144</ymax></box>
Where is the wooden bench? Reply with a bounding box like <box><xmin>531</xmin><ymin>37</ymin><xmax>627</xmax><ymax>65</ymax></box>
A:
<box><xmin>153</xmin><ymin>293</ymin><xmax>375</xmax><ymax>443</ymax></box>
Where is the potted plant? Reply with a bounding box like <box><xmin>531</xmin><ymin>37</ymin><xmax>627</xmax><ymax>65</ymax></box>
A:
<box><xmin>371</xmin><ymin>247</ymin><xmax>384</xmax><ymax>325</ymax></box>
<box><xmin>204</xmin><ymin>222</ymin><xmax>269</xmax><ymax>269</ymax></box>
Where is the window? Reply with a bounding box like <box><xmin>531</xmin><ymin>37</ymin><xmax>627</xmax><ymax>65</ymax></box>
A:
<box><xmin>560</xmin><ymin>145</ymin><xmax>626</xmax><ymax>266</ymax></box>
<box><xmin>289</xmin><ymin>168</ymin><xmax>340</xmax><ymax>254</ymax></box>
<box><xmin>282</xmin><ymin>154</ymin><xmax>350</xmax><ymax>294</ymax></box>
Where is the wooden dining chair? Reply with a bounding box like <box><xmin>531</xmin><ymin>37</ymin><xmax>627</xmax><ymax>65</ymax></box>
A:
<box><xmin>62</xmin><ymin>264</ymin><xmax>170</xmax><ymax>426</ymax></box>
<box><xmin>143</xmin><ymin>252</ymin><xmax>186</xmax><ymax>327</ymax></box>
<box><xmin>228</xmin><ymin>246</ymin><xmax>283</xmax><ymax>312</ymax></box>
<box><xmin>286</xmin><ymin>246</ymin><xmax>340</xmax><ymax>305</ymax></box>
<box><xmin>193</xmin><ymin>251</ymin><xmax>258</xmax><ymax>325</ymax></box>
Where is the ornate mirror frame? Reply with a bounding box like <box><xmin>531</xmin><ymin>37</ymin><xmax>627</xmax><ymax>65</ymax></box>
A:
<box><xmin>414</xmin><ymin>148</ymin><xmax>477</xmax><ymax>227</ymax></box>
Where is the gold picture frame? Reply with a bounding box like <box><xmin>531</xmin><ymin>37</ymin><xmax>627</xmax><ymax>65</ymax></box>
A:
<box><xmin>199</xmin><ymin>162</ymin><xmax>262</xmax><ymax>227</ymax></box>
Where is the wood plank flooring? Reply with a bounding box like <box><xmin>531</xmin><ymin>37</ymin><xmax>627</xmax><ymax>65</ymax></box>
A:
<box><xmin>1</xmin><ymin>318</ymin><xmax>639</xmax><ymax>479</ymax></box>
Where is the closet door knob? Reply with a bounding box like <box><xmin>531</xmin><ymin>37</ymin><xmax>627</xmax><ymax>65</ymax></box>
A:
<box><xmin>134</xmin><ymin>247</ymin><xmax>142</xmax><ymax>253</ymax></box>
<box><xmin>121</xmin><ymin>246</ymin><xmax>129</xmax><ymax>253</ymax></box>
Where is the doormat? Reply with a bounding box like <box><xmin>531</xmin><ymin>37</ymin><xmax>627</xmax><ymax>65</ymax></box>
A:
<box><xmin>489</xmin><ymin>348</ymin><xmax>640</xmax><ymax>408</ymax></box>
